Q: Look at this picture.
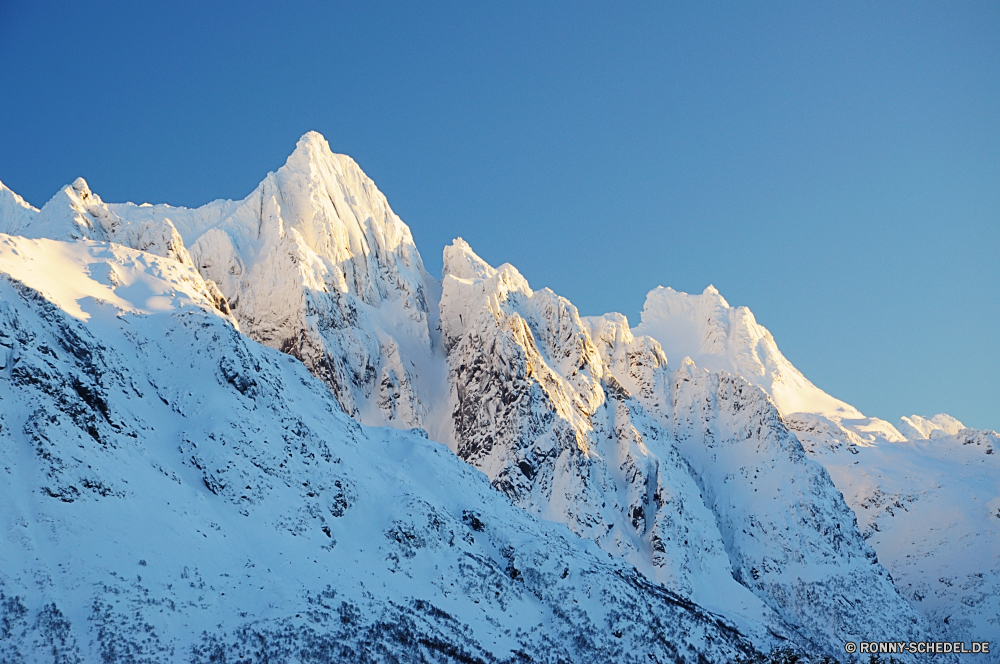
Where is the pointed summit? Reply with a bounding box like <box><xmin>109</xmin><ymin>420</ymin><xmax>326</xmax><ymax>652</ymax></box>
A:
<box><xmin>636</xmin><ymin>283</ymin><xmax>868</xmax><ymax>421</ymax></box>
<box><xmin>147</xmin><ymin>132</ymin><xmax>443</xmax><ymax>432</ymax></box>
<box><xmin>21</xmin><ymin>177</ymin><xmax>110</xmax><ymax>241</ymax></box>
<box><xmin>702</xmin><ymin>284</ymin><xmax>728</xmax><ymax>307</ymax></box>
<box><xmin>278</xmin><ymin>131</ymin><xmax>370</xmax><ymax>193</ymax></box>
<box><xmin>443</xmin><ymin>237</ymin><xmax>497</xmax><ymax>281</ymax></box>
<box><xmin>282</xmin><ymin>130</ymin><xmax>340</xmax><ymax>172</ymax></box>
<box><xmin>0</xmin><ymin>180</ymin><xmax>39</xmax><ymax>235</ymax></box>
<box><xmin>70</xmin><ymin>177</ymin><xmax>93</xmax><ymax>200</ymax></box>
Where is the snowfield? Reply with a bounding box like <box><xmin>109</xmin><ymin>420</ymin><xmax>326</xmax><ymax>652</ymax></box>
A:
<box><xmin>0</xmin><ymin>131</ymin><xmax>994</xmax><ymax>662</ymax></box>
<box><xmin>0</xmin><ymin>234</ymin><xmax>763</xmax><ymax>662</ymax></box>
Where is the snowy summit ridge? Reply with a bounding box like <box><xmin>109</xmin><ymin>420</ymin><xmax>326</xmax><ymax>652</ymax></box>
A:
<box><xmin>0</xmin><ymin>131</ymin><xmax>995</xmax><ymax>662</ymax></box>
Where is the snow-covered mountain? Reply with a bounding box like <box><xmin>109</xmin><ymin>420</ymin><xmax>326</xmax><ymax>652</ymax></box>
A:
<box><xmin>1</xmin><ymin>130</ymin><xmax>995</xmax><ymax>661</ymax></box>
<box><xmin>438</xmin><ymin>239</ymin><xmax>927</xmax><ymax>654</ymax></box>
<box><xmin>1</xmin><ymin>133</ymin><xmax>445</xmax><ymax>436</ymax></box>
<box><xmin>0</xmin><ymin>233</ymin><xmax>762</xmax><ymax>662</ymax></box>
<box><xmin>632</xmin><ymin>282</ymin><xmax>1000</xmax><ymax>645</ymax></box>
<box><xmin>633</xmin><ymin>285</ymin><xmax>907</xmax><ymax>446</ymax></box>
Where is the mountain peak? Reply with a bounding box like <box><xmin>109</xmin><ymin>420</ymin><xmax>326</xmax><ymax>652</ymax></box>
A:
<box><xmin>443</xmin><ymin>237</ymin><xmax>497</xmax><ymax>281</ymax></box>
<box><xmin>281</xmin><ymin>130</ymin><xmax>358</xmax><ymax>176</ymax></box>
<box><xmin>898</xmin><ymin>413</ymin><xmax>966</xmax><ymax>439</ymax></box>
<box><xmin>70</xmin><ymin>176</ymin><xmax>92</xmax><ymax>199</ymax></box>
<box><xmin>635</xmin><ymin>283</ymin><xmax>869</xmax><ymax>423</ymax></box>
<box><xmin>0</xmin><ymin>179</ymin><xmax>39</xmax><ymax>235</ymax></box>
<box><xmin>291</xmin><ymin>130</ymin><xmax>332</xmax><ymax>158</ymax></box>
<box><xmin>299</xmin><ymin>129</ymin><xmax>327</xmax><ymax>144</ymax></box>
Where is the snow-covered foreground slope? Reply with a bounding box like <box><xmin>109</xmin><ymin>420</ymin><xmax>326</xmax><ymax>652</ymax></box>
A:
<box><xmin>0</xmin><ymin>234</ymin><xmax>763</xmax><ymax>662</ymax></box>
<box><xmin>439</xmin><ymin>239</ymin><xmax>929</xmax><ymax>657</ymax></box>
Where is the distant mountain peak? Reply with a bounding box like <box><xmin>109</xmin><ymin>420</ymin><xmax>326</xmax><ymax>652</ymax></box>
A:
<box><xmin>69</xmin><ymin>176</ymin><xmax>92</xmax><ymax>197</ymax></box>
<box><xmin>898</xmin><ymin>413</ymin><xmax>966</xmax><ymax>439</ymax></box>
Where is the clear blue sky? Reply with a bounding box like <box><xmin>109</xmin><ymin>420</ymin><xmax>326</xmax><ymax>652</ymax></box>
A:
<box><xmin>1</xmin><ymin>2</ymin><xmax>997</xmax><ymax>431</ymax></box>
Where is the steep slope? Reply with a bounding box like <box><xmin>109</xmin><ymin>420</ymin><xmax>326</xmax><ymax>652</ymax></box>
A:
<box><xmin>0</xmin><ymin>233</ymin><xmax>762</xmax><ymax>663</ymax></box>
<box><xmin>439</xmin><ymin>240</ymin><xmax>782</xmax><ymax>639</ymax></box>
<box><xmin>634</xmin><ymin>286</ymin><xmax>905</xmax><ymax>445</ymax></box>
<box><xmin>7</xmin><ymin>177</ymin><xmax>202</xmax><ymax>269</ymax></box>
<box><xmin>632</xmin><ymin>284</ymin><xmax>1000</xmax><ymax>644</ymax></box>
<box><xmin>3</xmin><ymin>135</ymin><xmax>991</xmax><ymax>657</ymax></box>
<box><xmin>5</xmin><ymin>132</ymin><xmax>446</xmax><ymax>436</ymax></box>
<box><xmin>0</xmin><ymin>177</ymin><xmax>233</xmax><ymax>319</ymax></box>
<box><xmin>0</xmin><ymin>182</ymin><xmax>37</xmax><ymax>235</ymax></box>
<box><xmin>117</xmin><ymin>132</ymin><xmax>445</xmax><ymax>434</ymax></box>
<box><xmin>439</xmin><ymin>239</ymin><xmax>928</xmax><ymax>657</ymax></box>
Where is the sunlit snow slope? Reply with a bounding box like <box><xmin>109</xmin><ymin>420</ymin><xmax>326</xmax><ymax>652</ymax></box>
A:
<box><xmin>1</xmin><ymin>133</ymin><xmax>447</xmax><ymax>438</ymax></box>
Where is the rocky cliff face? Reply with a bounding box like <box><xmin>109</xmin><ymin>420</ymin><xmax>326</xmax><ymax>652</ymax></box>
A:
<box><xmin>439</xmin><ymin>238</ymin><xmax>928</xmax><ymax>656</ymax></box>
<box><xmin>114</xmin><ymin>132</ymin><xmax>443</xmax><ymax>433</ymax></box>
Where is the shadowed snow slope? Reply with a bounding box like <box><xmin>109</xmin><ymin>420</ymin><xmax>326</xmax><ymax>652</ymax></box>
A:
<box><xmin>0</xmin><ymin>233</ymin><xmax>763</xmax><ymax>663</ymax></box>
<box><xmin>792</xmin><ymin>421</ymin><xmax>1000</xmax><ymax>644</ymax></box>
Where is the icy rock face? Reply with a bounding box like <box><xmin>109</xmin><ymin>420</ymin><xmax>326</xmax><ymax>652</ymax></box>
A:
<box><xmin>10</xmin><ymin>133</ymin><xmax>444</xmax><ymax>433</ymax></box>
<box><xmin>0</xmin><ymin>233</ymin><xmax>763</xmax><ymax>663</ymax></box>
<box><xmin>158</xmin><ymin>132</ymin><xmax>441</xmax><ymax>431</ymax></box>
<box><xmin>440</xmin><ymin>239</ymin><xmax>928</xmax><ymax>656</ymax></box>
<box><xmin>440</xmin><ymin>241</ymin><xmax>750</xmax><ymax>612</ymax></box>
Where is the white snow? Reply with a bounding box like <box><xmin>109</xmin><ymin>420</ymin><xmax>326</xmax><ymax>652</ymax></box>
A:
<box><xmin>897</xmin><ymin>413</ymin><xmax>966</xmax><ymax>439</ymax></box>
<box><xmin>0</xmin><ymin>232</ymin><xmax>760</xmax><ymax>662</ymax></box>
<box><xmin>633</xmin><ymin>284</ymin><xmax>999</xmax><ymax>644</ymax></box>
<box><xmin>0</xmin><ymin>130</ymin><xmax>992</xmax><ymax>660</ymax></box>
<box><xmin>440</xmin><ymin>239</ymin><xmax>932</xmax><ymax>656</ymax></box>
<box><xmin>0</xmin><ymin>180</ymin><xmax>38</xmax><ymax>236</ymax></box>
<box><xmin>634</xmin><ymin>285</ymin><xmax>907</xmax><ymax>445</ymax></box>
